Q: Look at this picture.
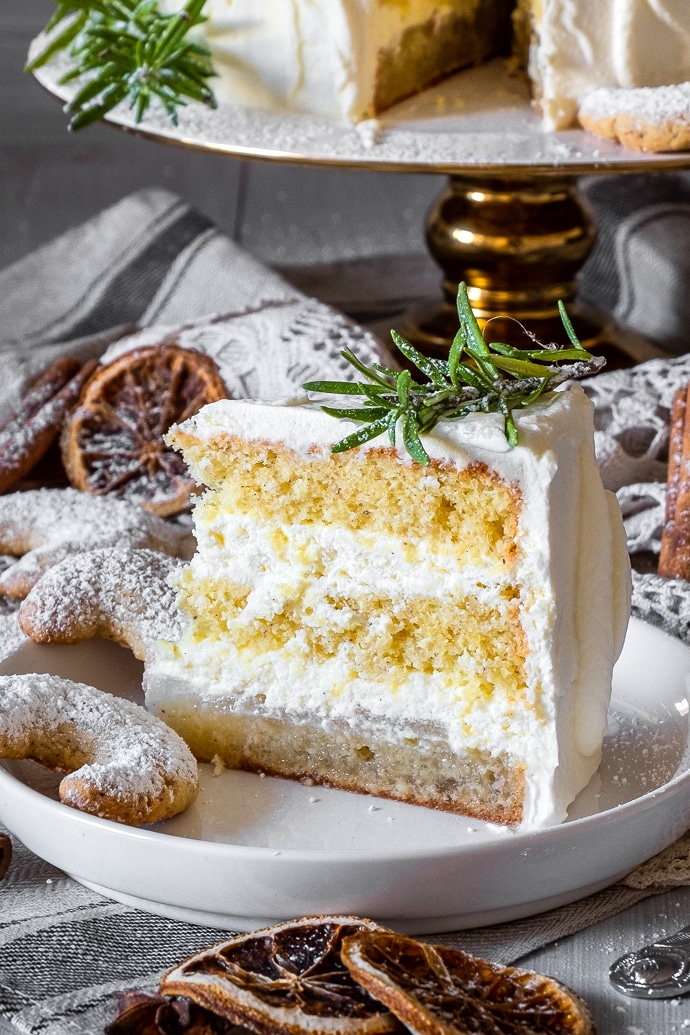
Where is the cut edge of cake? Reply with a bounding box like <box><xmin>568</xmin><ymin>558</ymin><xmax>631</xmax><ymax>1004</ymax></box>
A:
<box><xmin>196</xmin><ymin>0</ymin><xmax>516</xmax><ymax>124</ymax></box>
<box><xmin>188</xmin><ymin>0</ymin><xmax>690</xmax><ymax>132</ymax></box>
<box><xmin>367</xmin><ymin>0</ymin><xmax>515</xmax><ymax>120</ymax></box>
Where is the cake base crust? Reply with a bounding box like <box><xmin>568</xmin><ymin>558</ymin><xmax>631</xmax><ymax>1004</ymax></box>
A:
<box><xmin>154</xmin><ymin>701</ymin><xmax>525</xmax><ymax>825</ymax></box>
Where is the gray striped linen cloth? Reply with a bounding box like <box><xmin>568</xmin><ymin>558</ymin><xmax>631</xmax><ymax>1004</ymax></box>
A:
<box><xmin>1</xmin><ymin>183</ymin><xmax>690</xmax><ymax>1035</ymax></box>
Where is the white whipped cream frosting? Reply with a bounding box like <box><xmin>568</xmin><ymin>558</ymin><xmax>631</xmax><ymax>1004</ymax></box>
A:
<box><xmin>161</xmin><ymin>0</ymin><xmax>478</xmax><ymax>121</ymax></box>
<box><xmin>146</xmin><ymin>386</ymin><xmax>631</xmax><ymax>829</ymax></box>
<box><xmin>527</xmin><ymin>0</ymin><xmax>690</xmax><ymax>129</ymax></box>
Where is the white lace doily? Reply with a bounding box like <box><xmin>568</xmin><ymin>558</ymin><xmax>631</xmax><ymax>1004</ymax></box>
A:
<box><xmin>583</xmin><ymin>353</ymin><xmax>690</xmax><ymax>643</ymax></box>
<box><xmin>98</xmin><ymin>296</ymin><xmax>387</xmax><ymax>401</ymax></box>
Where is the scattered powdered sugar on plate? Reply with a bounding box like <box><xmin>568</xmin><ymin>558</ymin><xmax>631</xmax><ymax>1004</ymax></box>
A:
<box><xmin>31</xmin><ymin>47</ymin><xmax>685</xmax><ymax>170</ymax></box>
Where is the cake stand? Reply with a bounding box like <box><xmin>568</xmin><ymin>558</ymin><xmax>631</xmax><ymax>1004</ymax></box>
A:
<box><xmin>32</xmin><ymin>54</ymin><xmax>690</xmax><ymax>362</ymax></box>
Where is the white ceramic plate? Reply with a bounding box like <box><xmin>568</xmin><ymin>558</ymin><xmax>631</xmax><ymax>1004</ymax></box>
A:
<box><xmin>31</xmin><ymin>49</ymin><xmax>690</xmax><ymax>174</ymax></box>
<box><xmin>1</xmin><ymin>617</ymin><xmax>689</xmax><ymax>934</ymax></box>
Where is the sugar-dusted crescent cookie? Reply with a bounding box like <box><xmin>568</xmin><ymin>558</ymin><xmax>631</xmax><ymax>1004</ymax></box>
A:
<box><xmin>0</xmin><ymin>488</ymin><xmax>194</xmax><ymax>599</ymax></box>
<box><xmin>19</xmin><ymin>546</ymin><xmax>183</xmax><ymax>661</ymax></box>
<box><xmin>579</xmin><ymin>82</ymin><xmax>690</xmax><ymax>152</ymax></box>
<box><xmin>0</xmin><ymin>673</ymin><xmax>199</xmax><ymax>825</ymax></box>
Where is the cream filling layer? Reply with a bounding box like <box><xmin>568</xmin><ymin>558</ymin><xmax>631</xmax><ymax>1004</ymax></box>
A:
<box><xmin>154</xmin><ymin>526</ymin><xmax>547</xmax><ymax>790</ymax></box>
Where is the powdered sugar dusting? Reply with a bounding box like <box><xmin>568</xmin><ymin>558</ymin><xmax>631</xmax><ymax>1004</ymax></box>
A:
<box><xmin>0</xmin><ymin>398</ymin><xmax>62</xmax><ymax>471</ymax></box>
<box><xmin>581</xmin><ymin>82</ymin><xmax>690</xmax><ymax>123</ymax></box>
<box><xmin>31</xmin><ymin>50</ymin><xmax>687</xmax><ymax>171</ymax></box>
<box><xmin>0</xmin><ymin>557</ymin><xmax>28</xmax><ymax>657</ymax></box>
<box><xmin>20</xmin><ymin>547</ymin><xmax>184</xmax><ymax>661</ymax></box>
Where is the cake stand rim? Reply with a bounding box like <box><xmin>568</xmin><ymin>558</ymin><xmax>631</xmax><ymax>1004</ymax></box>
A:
<box><xmin>30</xmin><ymin>52</ymin><xmax>690</xmax><ymax>177</ymax></box>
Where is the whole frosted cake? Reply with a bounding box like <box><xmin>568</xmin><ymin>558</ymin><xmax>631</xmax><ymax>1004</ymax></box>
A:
<box><xmin>144</xmin><ymin>384</ymin><xmax>631</xmax><ymax>829</ymax></box>
<box><xmin>167</xmin><ymin>0</ymin><xmax>514</xmax><ymax>121</ymax></box>
<box><xmin>160</xmin><ymin>0</ymin><xmax>690</xmax><ymax>130</ymax></box>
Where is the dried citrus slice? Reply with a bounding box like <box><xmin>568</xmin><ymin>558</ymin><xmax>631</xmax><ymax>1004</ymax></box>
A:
<box><xmin>341</xmin><ymin>930</ymin><xmax>596</xmax><ymax>1035</ymax></box>
<box><xmin>105</xmin><ymin>989</ymin><xmax>232</xmax><ymax>1035</ymax></box>
<box><xmin>159</xmin><ymin>916</ymin><xmax>401</xmax><ymax>1035</ymax></box>
<box><xmin>61</xmin><ymin>344</ymin><xmax>228</xmax><ymax>516</ymax></box>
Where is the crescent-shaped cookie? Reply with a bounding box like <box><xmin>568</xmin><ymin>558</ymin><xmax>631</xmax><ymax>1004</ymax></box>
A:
<box><xmin>19</xmin><ymin>546</ymin><xmax>184</xmax><ymax>661</ymax></box>
<box><xmin>0</xmin><ymin>673</ymin><xmax>198</xmax><ymax>825</ymax></box>
<box><xmin>579</xmin><ymin>82</ymin><xmax>690</xmax><ymax>152</ymax></box>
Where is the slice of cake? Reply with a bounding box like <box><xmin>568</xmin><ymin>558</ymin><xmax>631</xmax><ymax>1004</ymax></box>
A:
<box><xmin>144</xmin><ymin>384</ymin><xmax>630</xmax><ymax>828</ymax></box>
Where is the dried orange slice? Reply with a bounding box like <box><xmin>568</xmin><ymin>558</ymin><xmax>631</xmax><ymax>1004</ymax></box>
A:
<box><xmin>341</xmin><ymin>930</ymin><xmax>596</xmax><ymax>1035</ymax></box>
<box><xmin>105</xmin><ymin>989</ymin><xmax>232</xmax><ymax>1035</ymax></box>
<box><xmin>61</xmin><ymin>345</ymin><xmax>228</xmax><ymax>516</ymax></box>
<box><xmin>159</xmin><ymin>916</ymin><xmax>401</xmax><ymax>1035</ymax></box>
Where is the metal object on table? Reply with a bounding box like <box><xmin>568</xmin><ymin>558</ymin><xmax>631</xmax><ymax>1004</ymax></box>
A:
<box><xmin>609</xmin><ymin>925</ymin><xmax>690</xmax><ymax>998</ymax></box>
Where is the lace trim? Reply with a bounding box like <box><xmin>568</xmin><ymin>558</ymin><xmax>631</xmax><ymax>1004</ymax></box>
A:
<box><xmin>584</xmin><ymin>354</ymin><xmax>690</xmax><ymax>644</ymax></box>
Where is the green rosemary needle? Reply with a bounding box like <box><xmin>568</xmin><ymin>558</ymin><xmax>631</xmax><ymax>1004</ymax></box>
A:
<box><xmin>26</xmin><ymin>0</ymin><xmax>217</xmax><ymax>130</ymax></box>
<box><xmin>303</xmin><ymin>282</ymin><xmax>605</xmax><ymax>465</ymax></box>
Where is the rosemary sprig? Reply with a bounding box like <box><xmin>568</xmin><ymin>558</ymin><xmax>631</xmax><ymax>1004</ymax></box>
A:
<box><xmin>303</xmin><ymin>282</ymin><xmax>605</xmax><ymax>465</ymax></box>
<box><xmin>26</xmin><ymin>0</ymin><xmax>217</xmax><ymax>130</ymax></box>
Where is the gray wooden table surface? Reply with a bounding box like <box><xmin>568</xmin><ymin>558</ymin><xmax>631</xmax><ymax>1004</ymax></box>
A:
<box><xmin>2</xmin><ymin>4</ymin><xmax>690</xmax><ymax>1034</ymax></box>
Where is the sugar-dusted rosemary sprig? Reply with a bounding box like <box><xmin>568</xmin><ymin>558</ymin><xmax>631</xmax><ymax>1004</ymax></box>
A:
<box><xmin>26</xmin><ymin>0</ymin><xmax>217</xmax><ymax>130</ymax></box>
<box><xmin>303</xmin><ymin>282</ymin><xmax>605</xmax><ymax>464</ymax></box>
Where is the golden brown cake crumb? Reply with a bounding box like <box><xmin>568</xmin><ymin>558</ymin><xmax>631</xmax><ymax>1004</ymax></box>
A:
<box><xmin>659</xmin><ymin>382</ymin><xmax>690</xmax><ymax>579</ymax></box>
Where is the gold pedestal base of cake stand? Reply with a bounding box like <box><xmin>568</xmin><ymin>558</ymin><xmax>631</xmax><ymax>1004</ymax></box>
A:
<box><xmin>401</xmin><ymin>174</ymin><xmax>663</xmax><ymax>369</ymax></box>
